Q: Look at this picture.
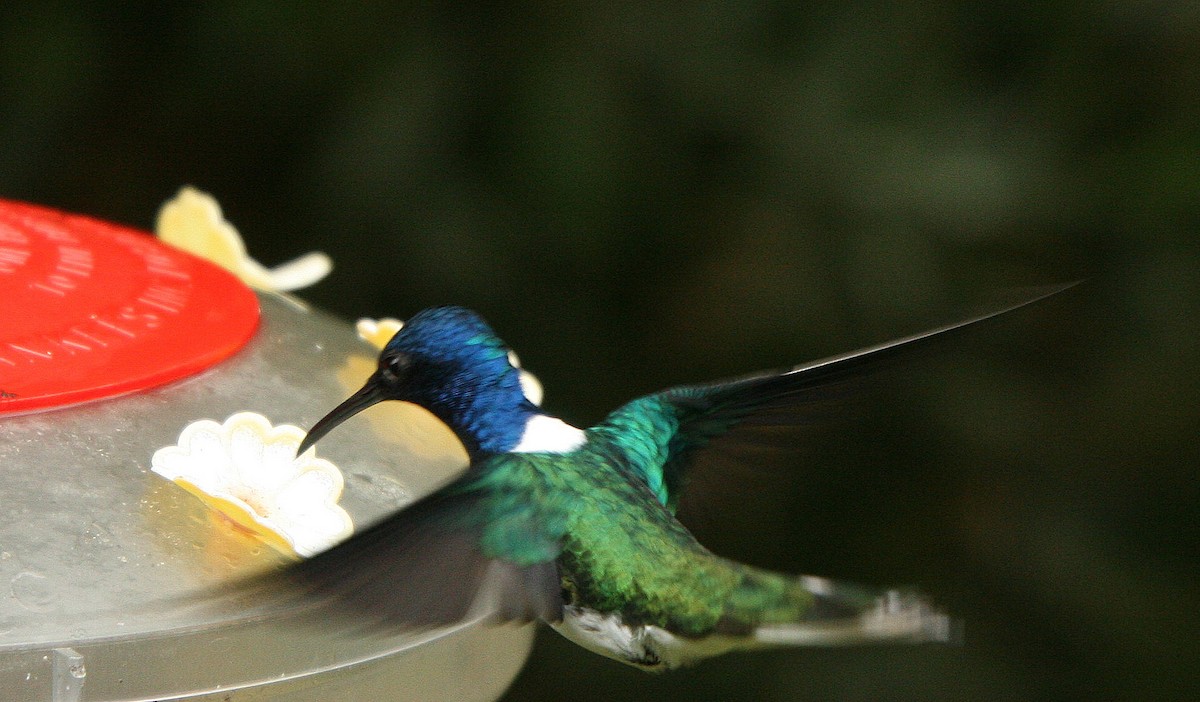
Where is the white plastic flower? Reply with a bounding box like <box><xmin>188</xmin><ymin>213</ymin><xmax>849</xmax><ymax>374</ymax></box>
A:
<box><xmin>156</xmin><ymin>186</ymin><xmax>332</xmax><ymax>291</ymax></box>
<box><xmin>151</xmin><ymin>412</ymin><xmax>353</xmax><ymax>558</ymax></box>
<box><xmin>355</xmin><ymin>318</ymin><xmax>545</xmax><ymax>406</ymax></box>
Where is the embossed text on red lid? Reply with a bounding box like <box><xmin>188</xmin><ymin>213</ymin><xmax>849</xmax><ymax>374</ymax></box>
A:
<box><xmin>0</xmin><ymin>199</ymin><xmax>260</xmax><ymax>414</ymax></box>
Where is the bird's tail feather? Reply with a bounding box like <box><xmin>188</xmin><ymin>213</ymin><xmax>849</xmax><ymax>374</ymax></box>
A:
<box><xmin>639</xmin><ymin>570</ymin><xmax>955</xmax><ymax>670</ymax></box>
<box><xmin>725</xmin><ymin>571</ymin><xmax>955</xmax><ymax>649</ymax></box>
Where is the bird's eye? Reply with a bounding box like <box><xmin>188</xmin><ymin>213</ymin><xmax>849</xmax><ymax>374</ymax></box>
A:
<box><xmin>379</xmin><ymin>353</ymin><xmax>410</xmax><ymax>382</ymax></box>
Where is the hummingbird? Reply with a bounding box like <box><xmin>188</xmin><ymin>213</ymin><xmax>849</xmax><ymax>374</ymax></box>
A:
<box><xmin>274</xmin><ymin>285</ymin><xmax>1070</xmax><ymax>670</ymax></box>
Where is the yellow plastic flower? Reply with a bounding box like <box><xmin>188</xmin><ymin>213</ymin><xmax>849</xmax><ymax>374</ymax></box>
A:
<box><xmin>355</xmin><ymin>317</ymin><xmax>404</xmax><ymax>349</ymax></box>
<box><xmin>506</xmin><ymin>349</ymin><xmax>545</xmax><ymax>407</ymax></box>
<box><xmin>156</xmin><ymin>186</ymin><xmax>332</xmax><ymax>291</ymax></box>
<box><xmin>151</xmin><ymin>412</ymin><xmax>353</xmax><ymax>558</ymax></box>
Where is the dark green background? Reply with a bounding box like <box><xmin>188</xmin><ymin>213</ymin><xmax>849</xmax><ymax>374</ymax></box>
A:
<box><xmin>3</xmin><ymin>3</ymin><xmax>1196</xmax><ymax>700</ymax></box>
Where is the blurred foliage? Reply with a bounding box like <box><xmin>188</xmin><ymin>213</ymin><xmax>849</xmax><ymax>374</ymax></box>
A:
<box><xmin>2</xmin><ymin>2</ymin><xmax>1198</xmax><ymax>700</ymax></box>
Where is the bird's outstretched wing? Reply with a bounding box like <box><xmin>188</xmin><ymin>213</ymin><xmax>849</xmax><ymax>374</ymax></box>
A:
<box><xmin>594</xmin><ymin>283</ymin><xmax>1076</xmax><ymax>517</ymax></box>
<box><xmin>226</xmin><ymin>456</ymin><xmax>567</xmax><ymax>634</ymax></box>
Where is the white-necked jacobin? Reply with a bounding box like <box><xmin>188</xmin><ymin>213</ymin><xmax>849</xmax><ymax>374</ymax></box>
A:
<box><xmin>274</xmin><ymin>284</ymin><xmax>1071</xmax><ymax>670</ymax></box>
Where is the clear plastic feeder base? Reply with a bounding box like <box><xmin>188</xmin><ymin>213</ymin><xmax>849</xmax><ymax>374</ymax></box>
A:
<box><xmin>0</xmin><ymin>294</ymin><xmax>534</xmax><ymax>701</ymax></box>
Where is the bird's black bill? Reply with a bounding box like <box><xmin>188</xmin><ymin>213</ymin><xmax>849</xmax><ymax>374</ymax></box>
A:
<box><xmin>296</xmin><ymin>379</ymin><xmax>386</xmax><ymax>456</ymax></box>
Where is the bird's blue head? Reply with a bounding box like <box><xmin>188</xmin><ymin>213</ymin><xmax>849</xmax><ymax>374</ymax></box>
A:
<box><xmin>298</xmin><ymin>306</ymin><xmax>539</xmax><ymax>458</ymax></box>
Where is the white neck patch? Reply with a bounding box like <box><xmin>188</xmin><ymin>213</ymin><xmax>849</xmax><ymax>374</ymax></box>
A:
<box><xmin>512</xmin><ymin>414</ymin><xmax>587</xmax><ymax>454</ymax></box>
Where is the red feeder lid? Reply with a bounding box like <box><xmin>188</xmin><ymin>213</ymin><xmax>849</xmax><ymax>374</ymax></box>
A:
<box><xmin>0</xmin><ymin>199</ymin><xmax>260</xmax><ymax>414</ymax></box>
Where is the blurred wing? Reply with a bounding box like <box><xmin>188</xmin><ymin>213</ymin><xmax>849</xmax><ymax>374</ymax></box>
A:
<box><xmin>601</xmin><ymin>283</ymin><xmax>1077</xmax><ymax>517</ymax></box>
<box><xmin>232</xmin><ymin>458</ymin><xmax>566</xmax><ymax>634</ymax></box>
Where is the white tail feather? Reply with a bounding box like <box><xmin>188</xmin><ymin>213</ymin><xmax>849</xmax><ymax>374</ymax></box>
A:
<box><xmin>754</xmin><ymin>588</ymin><xmax>955</xmax><ymax>647</ymax></box>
